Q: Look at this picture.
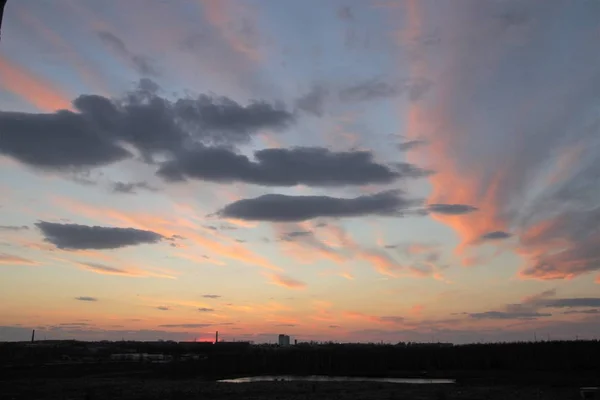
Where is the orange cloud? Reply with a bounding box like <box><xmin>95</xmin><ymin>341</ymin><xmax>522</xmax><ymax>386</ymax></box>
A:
<box><xmin>310</xmin><ymin>300</ymin><xmax>336</xmax><ymax>322</ymax></box>
<box><xmin>339</xmin><ymin>271</ymin><xmax>355</xmax><ymax>280</ymax></box>
<box><xmin>0</xmin><ymin>253</ymin><xmax>37</xmax><ymax>266</ymax></box>
<box><xmin>266</xmin><ymin>273</ymin><xmax>307</xmax><ymax>290</ymax></box>
<box><xmin>14</xmin><ymin>240</ymin><xmax>57</xmax><ymax>253</ymax></box>
<box><xmin>0</xmin><ymin>56</ymin><xmax>71</xmax><ymax>111</ymax></box>
<box><xmin>200</xmin><ymin>0</ymin><xmax>263</xmax><ymax>63</ymax></box>
<box><xmin>398</xmin><ymin>1</ymin><xmax>508</xmax><ymax>262</ymax></box>
<box><xmin>410</xmin><ymin>304</ymin><xmax>424</xmax><ymax>316</ymax></box>
<box><xmin>137</xmin><ymin>296</ymin><xmax>213</xmax><ymax>311</ymax></box>
<box><xmin>397</xmin><ymin>2</ymin><xmax>600</xmax><ymax>283</ymax></box>
<box><xmin>74</xmin><ymin>261</ymin><xmax>176</xmax><ymax>279</ymax></box>
<box><xmin>321</xmin><ymin>223</ymin><xmax>406</xmax><ymax>277</ymax></box>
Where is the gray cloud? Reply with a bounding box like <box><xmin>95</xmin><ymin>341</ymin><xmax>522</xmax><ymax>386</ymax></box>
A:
<box><xmin>158</xmin><ymin>147</ymin><xmax>426</xmax><ymax>187</ymax></box>
<box><xmin>339</xmin><ymin>79</ymin><xmax>400</xmax><ymax>102</ymax></box>
<box><xmin>296</xmin><ymin>77</ymin><xmax>431</xmax><ymax>115</ymax></box>
<box><xmin>398</xmin><ymin>139</ymin><xmax>427</xmax><ymax>151</ymax></box>
<box><xmin>295</xmin><ymin>85</ymin><xmax>328</xmax><ymax>117</ymax></box>
<box><xmin>79</xmin><ymin>262</ymin><xmax>131</xmax><ymax>276</ymax></box>
<box><xmin>427</xmin><ymin>204</ymin><xmax>478</xmax><ymax>215</ymax></box>
<box><xmin>520</xmin><ymin>288</ymin><xmax>557</xmax><ymax>307</ymax></box>
<box><xmin>563</xmin><ymin>309</ymin><xmax>599</xmax><ymax>315</ymax></box>
<box><xmin>36</xmin><ymin>221</ymin><xmax>163</xmax><ymax>250</ymax></box>
<box><xmin>469</xmin><ymin>311</ymin><xmax>552</xmax><ymax>320</ymax></box>
<box><xmin>480</xmin><ymin>231</ymin><xmax>512</xmax><ymax>241</ymax></box>
<box><xmin>329</xmin><ymin>325</ymin><xmax>340</xmax><ymax>329</ymax></box>
<box><xmin>157</xmin><ymin>306</ymin><xmax>170</xmax><ymax>311</ymax></box>
<box><xmin>0</xmin><ymin>109</ymin><xmax>131</xmax><ymax>170</ymax></box>
<box><xmin>198</xmin><ymin>308</ymin><xmax>215</xmax><ymax>312</ymax></box>
<box><xmin>469</xmin><ymin>293</ymin><xmax>600</xmax><ymax>321</ymax></box>
<box><xmin>176</xmin><ymin>94</ymin><xmax>293</xmax><ymax>139</ymax></box>
<box><xmin>280</xmin><ymin>231</ymin><xmax>313</xmax><ymax>241</ymax></box>
<box><xmin>407</xmin><ymin>78</ymin><xmax>433</xmax><ymax>101</ymax></box>
<box><xmin>337</xmin><ymin>5</ymin><xmax>354</xmax><ymax>21</ymax></box>
<box><xmin>1</xmin><ymin>80</ymin><xmax>293</xmax><ymax>170</ymax></box>
<box><xmin>98</xmin><ymin>31</ymin><xmax>158</xmax><ymax>76</ymax></box>
<box><xmin>75</xmin><ymin>296</ymin><xmax>97</xmax><ymax>302</ymax></box>
<box><xmin>275</xmin><ymin>323</ymin><xmax>297</xmax><ymax>327</ymax></box>
<box><xmin>217</xmin><ymin>190</ymin><xmax>418</xmax><ymax>222</ymax></box>
<box><xmin>111</xmin><ymin>181</ymin><xmax>158</xmax><ymax>194</ymax></box>
<box><xmin>0</xmin><ymin>225</ymin><xmax>29</xmax><ymax>231</ymax></box>
<box><xmin>202</xmin><ymin>294</ymin><xmax>221</xmax><ymax>299</ymax></box>
<box><xmin>544</xmin><ymin>298</ymin><xmax>600</xmax><ymax>309</ymax></box>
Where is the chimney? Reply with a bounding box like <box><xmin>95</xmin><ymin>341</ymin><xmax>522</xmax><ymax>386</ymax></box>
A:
<box><xmin>31</xmin><ymin>329</ymin><xmax>35</xmax><ymax>343</ymax></box>
<box><xmin>215</xmin><ymin>331</ymin><xmax>219</xmax><ymax>344</ymax></box>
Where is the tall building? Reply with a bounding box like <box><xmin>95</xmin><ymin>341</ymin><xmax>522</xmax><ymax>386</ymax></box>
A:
<box><xmin>278</xmin><ymin>334</ymin><xmax>290</xmax><ymax>346</ymax></box>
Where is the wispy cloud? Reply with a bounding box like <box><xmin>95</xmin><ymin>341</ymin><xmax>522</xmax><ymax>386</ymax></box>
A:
<box><xmin>75</xmin><ymin>261</ymin><xmax>176</xmax><ymax>279</ymax></box>
<box><xmin>0</xmin><ymin>225</ymin><xmax>29</xmax><ymax>231</ymax></box>
<box><xmin>0</xmin><ymin>56</ymin><xmax>71</xmax><ymax>111</ymax></box>
<box><xmin>267</xmin><ymin>273</ymin><xmax>307</xmax><ymax>290</ymax></box>
<box><xmin>0</xmin><ymin>253</ymin><xmax>37</xmax><ymax>266</ymax></box>
<box><xmin>75</xmin><ymin>296</ymin><xmax>98</xmax><ymax>302</ymax></box>
<box><xmin>97</xmin><ymin>31</ymin><xmax>159</xmax><ymax>76</ymax></box>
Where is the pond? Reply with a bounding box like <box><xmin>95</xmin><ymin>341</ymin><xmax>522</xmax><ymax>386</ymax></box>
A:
<box><xmin>218</xmin><ymin>375</ymin><xmax>455</xmax><ymax>384</ymax></box>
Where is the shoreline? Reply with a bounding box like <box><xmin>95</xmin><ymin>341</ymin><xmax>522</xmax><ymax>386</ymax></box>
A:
<box><xmin>0</xmin><ymin>377</ymin><xmax>586</xmax><ymax>400</ymax></box>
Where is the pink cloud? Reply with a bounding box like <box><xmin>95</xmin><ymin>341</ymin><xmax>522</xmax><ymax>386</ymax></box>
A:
<box><xmin>0</xmin><ymin>56</ymin><xmax>71</xmax><ymax>111</ymax></box>
<box><xmin>266</xmin><ymin>273</ymin><xmax>307</xmax><ymax>290</ymax></box>
<box><xmin>0</xmin><ymin>253</ymin><xmax>37</xmax><ymax>266</ymax></box>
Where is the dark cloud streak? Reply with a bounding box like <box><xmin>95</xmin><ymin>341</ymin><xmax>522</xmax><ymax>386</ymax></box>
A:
<box><xmin>111</xmin><ymin>181</ymin><xmax>158</xmax><ymax>194</ymax></box>
<box><xmin>0</xmin><ymin>225</ymin><xmax>29</xmax><ymax>231</ymax></box>
<box><xmin>469</xmin><ymin>311</ymin><xmax>552</xmax><ymax>320</ymax></box>
<box><xmin>36</xmin><ymin>221</ymin><xmax>163</xmax><ymax>250</ymax></box>
<box><xmin>427</xmin><ymin>204</ymin><xmax>478</xmax><ymax>215</ymax></box>
<box><xmin>98</xmin><ymin>31</ymin><xmax>158</xmax><ymax>76</ymax></box>
<box><xmin>217</xmin><ymin>191</ymin><xmax>418</xmax><ymax>222</ymax></box>
<box><xmin>75</xmin><ymin>296</ymin><xmax>98</xmax><ymax>302</ymax></box>
<box><xmin>480</xmin><ymin>231</ymin><xmax>512</xmax><ymax>241</ymax></box>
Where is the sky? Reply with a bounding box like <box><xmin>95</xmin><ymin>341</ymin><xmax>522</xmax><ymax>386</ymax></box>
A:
<box><xmin>1</xmin><ymin>0</ymin><xmax>600</xmax><ymax>344</ymax></box>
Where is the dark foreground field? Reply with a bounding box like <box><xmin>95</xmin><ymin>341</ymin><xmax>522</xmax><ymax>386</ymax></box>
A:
<box><xmin>0</xmin><ymin>378</ymin><xmax>583</xmax><ymax>400</ymax></box>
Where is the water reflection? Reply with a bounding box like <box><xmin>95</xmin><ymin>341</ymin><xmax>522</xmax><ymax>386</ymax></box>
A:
<box><xmin>218</xmin><ymin>375</ymin><xmax>455</xmax><ymax>384</ymax></box>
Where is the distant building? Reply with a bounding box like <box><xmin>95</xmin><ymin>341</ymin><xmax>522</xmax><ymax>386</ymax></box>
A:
<box><xmin>278</xmin><ymin>334</ymin><xmax>291</xmax><ymax>346</ymax></box>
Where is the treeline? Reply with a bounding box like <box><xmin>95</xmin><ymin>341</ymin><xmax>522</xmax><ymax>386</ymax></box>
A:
<box><xmin>2</xmin><ymin>340</ymin><xmax>599</xmax><ymax>383</ymax></box>
<box><xmin>199</xmin><ymin>340</ymin><xmax>600</xmax><ymax>378</ymax></box>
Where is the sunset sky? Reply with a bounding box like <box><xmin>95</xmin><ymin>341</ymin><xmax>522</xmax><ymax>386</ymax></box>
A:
<box><xmin>1</xmin><ymin>0</ymin><xmax>600</xmax><ymax>344</ymax></box>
